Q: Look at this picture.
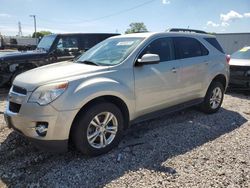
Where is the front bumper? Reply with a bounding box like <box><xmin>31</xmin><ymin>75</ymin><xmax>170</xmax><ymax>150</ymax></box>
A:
<box><xmin>4</xmin><ymin>113</ymin><xmax>68</xmax><ymax>152</ymax></box>
<box><xmin>4</xmin><ymin>89</ymin><xmax>79</xmax><ymax>152</ymax></box>
<box><xmin>229</xmin><ymin>76</ymin><xmax>250</xmax><ymax>90</ymax></box>
<box><xmin>229</xmin><ymin>66</ymin><xmax>250</xmax><ymax>90</ymax></box>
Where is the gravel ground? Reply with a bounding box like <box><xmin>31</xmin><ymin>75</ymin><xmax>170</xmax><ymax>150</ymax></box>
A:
<box><xmin>0</xmin><ymin>88</ymin><xmax>249</xmax><ymax>188</ymax></box>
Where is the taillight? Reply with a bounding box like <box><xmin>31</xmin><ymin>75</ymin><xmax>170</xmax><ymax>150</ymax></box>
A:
<box><xmin>226</xmin><ymin>54</ymin><xmax>230</xmax><ymax>64</ymax></box>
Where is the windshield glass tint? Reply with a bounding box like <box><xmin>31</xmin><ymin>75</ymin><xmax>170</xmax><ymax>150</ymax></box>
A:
<box><xmin>76</xmin><ymin>37</ymin><xmax>144</xmax><ymax>66</ymax></box>
<box><xmin>37</xmin><ymin>35</ymin><xmax>57</xmax><ymax>51</ymax></box>
<box><xmin>231</xmin><ymin>48</ymin><xmax>250</xmax><ymax>59</ymax></box>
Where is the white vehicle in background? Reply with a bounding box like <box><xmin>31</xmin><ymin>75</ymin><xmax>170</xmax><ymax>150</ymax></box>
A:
<box><xmin>229</xmin><ymin>47</ymin><xmax>250</xmax><ymax>90</ymax></box>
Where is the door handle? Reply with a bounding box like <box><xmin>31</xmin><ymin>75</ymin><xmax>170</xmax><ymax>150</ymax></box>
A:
<box><xmin>171</xmin><ymin>67</ymin><xmax>177</xmax><ymax>73</ymax></box>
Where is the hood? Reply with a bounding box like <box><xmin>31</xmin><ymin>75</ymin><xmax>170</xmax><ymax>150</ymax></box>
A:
<box><xmin>0</xmin><ymin>50</ymin><xmax>47</xmax><ymax>61</ymax></box>
<box><xmin>230</xmin><ymin>58</ymin><xmax>250</xmax><ymax>66</ymax></box>
<box><xmin>14</xmin><ymin>61</ymin><xmax>110</xmax><ymax>91</ymax></box>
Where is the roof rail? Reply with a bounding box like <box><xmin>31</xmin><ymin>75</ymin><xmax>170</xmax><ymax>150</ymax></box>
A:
<box><xmin>168</xmin><ymin>28</ymin><xmax>207</xmax><ymax>34</ymax></box>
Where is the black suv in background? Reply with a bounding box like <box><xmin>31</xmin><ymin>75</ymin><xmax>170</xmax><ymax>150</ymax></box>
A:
<box><xmin>0</xmin><ymin>33</ymin><xmax>119</xmax><ymax>87</ymax></box>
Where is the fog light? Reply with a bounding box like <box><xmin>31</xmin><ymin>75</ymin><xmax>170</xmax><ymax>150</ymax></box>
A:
<box><xmin>36</xmin><ymin>122</ymin><xmax>48</xmax><ymax>137</ymax></box>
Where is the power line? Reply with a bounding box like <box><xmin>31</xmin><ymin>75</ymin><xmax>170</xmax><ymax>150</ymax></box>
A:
<box><xmin>0</xmin><ymin>0</ymin><xmax>158</xmax><ymax>34</ymax></box>
<box><xmin>39</xmin><ymin>0</ymin><xmax>157</xmax><ymax>25</ymax></box>
<box><xmin>0</xmin><ymin>21</ymin><xmax>33</xmax><ymax>26</ymax></box>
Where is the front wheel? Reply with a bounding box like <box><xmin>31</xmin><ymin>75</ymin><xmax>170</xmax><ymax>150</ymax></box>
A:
<box><xmin>71</xmin><ymin>102</ymin><xmax>124</xmax><ymax>156</ymax></box>
<box><xmin>199</xmin><ymin>82</ymin><xmax>225</xmax><ymax>114</ymax></box>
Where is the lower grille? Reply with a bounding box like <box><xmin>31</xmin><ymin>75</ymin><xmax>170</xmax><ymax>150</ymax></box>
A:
<box><xmin>230</xmin><ymin>65</ymin><xmax>249</xmax><ymax>71</ymax></box>
<box><xmin>230</xmin><ymin>66</ymin><xmax>250</xmax><ymax>77</ymax></box>
<box><xmin>230</xmin><ymin>71</ymin><xmax>244</xmax><ymax>77</ymax></box>
<box><xmin>9</xmin><ymin>102</ymin><xmax>21</xmax><ymax>113</ymax></box>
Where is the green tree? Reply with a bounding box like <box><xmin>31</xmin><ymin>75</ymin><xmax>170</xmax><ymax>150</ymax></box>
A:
<box><xmin>32</xmin><ymin>31</ymin><xmax>52</xmax><ymax>38</ymax></box>
<box><xmin>125</xmin><ymin>22</ymin><xmax>148</xmax><ymax>34</ymax></box>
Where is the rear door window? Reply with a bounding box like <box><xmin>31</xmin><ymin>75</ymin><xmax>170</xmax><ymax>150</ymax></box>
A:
<box><xmin>173</xmin><ymin>37</ymin><xmax>209</xmax><ymax>59</ymax></box>
<box><xmin>139</xmin><ymin>37</ymin><xmax>175</xmax><ymax>62</ymax></box>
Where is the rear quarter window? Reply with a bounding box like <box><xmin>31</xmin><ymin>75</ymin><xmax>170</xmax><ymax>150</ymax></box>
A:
<box><xmin>173</xmin><ymin>37</ymin><xmax>209</xmax><ymax>59</ymax></box>
<box><xmin>204</xmin><ymin>38</ymin><xmax>224</xmax><ymax>53</ymax></box>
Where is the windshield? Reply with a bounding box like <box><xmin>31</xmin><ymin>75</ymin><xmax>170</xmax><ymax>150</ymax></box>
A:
<box><xmin>231</xmin><ymin>47</ymin><xmax>250</xmax><ymax>60</ymax></box>
<box><xmin>37</xmin><ymin>35</ymin><xmax>57</xmax><ymax>51</ymax></box>
<box><xmin>76</xmin><ymin>37</ymin><xmax>144</xmax><ymax>66</ymax></box>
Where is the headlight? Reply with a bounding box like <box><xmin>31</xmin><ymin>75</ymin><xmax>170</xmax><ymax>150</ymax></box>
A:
<box><xmin>29</xmin><ymin>82</ymin><xmax>68</xmax><ymax>105</ymax></box>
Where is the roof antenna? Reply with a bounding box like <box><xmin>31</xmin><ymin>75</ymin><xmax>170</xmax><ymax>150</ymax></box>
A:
<box><xmin>187</xmin><ymin>26</ymin><xmax>190</xmax><ymax>29</ymax></box>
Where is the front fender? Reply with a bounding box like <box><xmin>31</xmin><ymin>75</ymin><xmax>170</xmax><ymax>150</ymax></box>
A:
<box><xmin>52</xmin><ymin>77</ymin><xmax>136</xmax><ymax>119</ymax></box>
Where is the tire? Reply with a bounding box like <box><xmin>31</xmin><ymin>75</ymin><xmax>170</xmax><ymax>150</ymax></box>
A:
<box><xmin>199</xmin><ymin>82</ymin><xmax>225</xmax><ymax>114</ymax></box>
<box><xmin>71</xmin><ymin>102</ymin><xmax>124</xmax><ymax>156</ymax></box>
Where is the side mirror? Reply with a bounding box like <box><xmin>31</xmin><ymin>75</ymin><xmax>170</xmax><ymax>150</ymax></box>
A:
<box><xmin>136</xmin><ymin>54</ymin><xmax>160</xmax><ymax>66</ymax></box>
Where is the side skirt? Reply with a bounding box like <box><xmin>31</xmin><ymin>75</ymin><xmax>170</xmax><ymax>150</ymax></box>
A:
<box><xmin>130</xmin><ymin>98</ymin><xmax>204</xmax><ymax>125</ymax></box>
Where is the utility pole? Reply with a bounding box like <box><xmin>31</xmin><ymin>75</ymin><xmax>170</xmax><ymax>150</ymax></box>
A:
<box><xmin>18</xmin><ymin>21</ymin><xmax>22</xmax><ymax>37</ymax></box>
<box><xmin>29</xmin><ymin>15</ymin><xmax>37</xmax><ymax>44</ymax></box>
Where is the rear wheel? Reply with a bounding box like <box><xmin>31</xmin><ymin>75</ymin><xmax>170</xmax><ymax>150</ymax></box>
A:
<box><xmin>71</xmin><ymin>102</ymin><xmax>124</xmax><ymax>156</ymax></box>
<box><xmin>199</xmin><ymin>82</ymin><xmax>225</xmax><ymax>114</ymax></box>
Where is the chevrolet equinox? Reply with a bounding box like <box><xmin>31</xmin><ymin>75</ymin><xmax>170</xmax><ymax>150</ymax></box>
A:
<box><xmin>4</xmin><ymin>29</ymin><xmax>229</xmax><ymax>156</ymax></box>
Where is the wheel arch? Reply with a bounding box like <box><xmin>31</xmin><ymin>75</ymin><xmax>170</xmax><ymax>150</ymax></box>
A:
<box><xmin>210</xmin><ymin>74</ymin><xmax>227</xmax><ymax>90</ymax></box>
<box><xmin>69</xmin><ymin>95</ymin><xmax>130</xmax><ymax>141</ymax></box>
<box><xmin>202</xmin><ymin>73</ymin><xmax>227</xmax><ymax>100</ymax></box>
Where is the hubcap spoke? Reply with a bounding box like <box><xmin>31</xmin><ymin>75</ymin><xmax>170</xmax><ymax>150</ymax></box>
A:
<box><xmin>90</xmin><ymin>120</ymin><xmax>100</xmax><ymax>128</ymax></box>
<box><xmin>87</xmin><ymin>131</ymin><xmax>99</xmax><ymax>144</ymax></box>
<box><xmin>100</xmin><ymin>134</ymin><xmax>104</xmax><ymax>147</ymax></box>
<box><xmin>103</xmin><ymin>133</ymin><xmax>107</xmax><ymax>147</ymax></box>
<box><xmin>215</xmin><ymin>98</ymin><xmax>221</xmax><ymax>103</ymax></box>
<box><xmin>212</xmin><ymin>91</ymin><xmax>216</xmax><ymax>98</ymax></box>
<box><xmin>103</xmin><ymin>112</ymin><xmax>114</xmax><ymax>125</ymax></box>
<box><xmin>106</xmin><ymin>126</ymin><xmax>117</xmax><ymax>134</ymax></box>
<box><xmin>210</xmin><ymin>87</ymin><xmax>222</xmax><ymax>109</ymax></box>
<box><xmin>216</xmin><ymin>88</ymin><xmax>220</xmax><ymax>96</ymax></box>
<box><xmin>212</xmin><ymin>101</ymin><xmax>216</xmax><ymax>108</ymax></box>
<box><xmin>94</xmin><ymin>116</ymin><xmax>101</xmax><ymax>125</ymax></box>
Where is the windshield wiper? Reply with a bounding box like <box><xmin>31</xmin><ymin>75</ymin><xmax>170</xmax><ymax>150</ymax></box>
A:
<box><xmin>77</xmin><ymin>60</ymin><xmax>99</xmax><ymax>66</ymax></box>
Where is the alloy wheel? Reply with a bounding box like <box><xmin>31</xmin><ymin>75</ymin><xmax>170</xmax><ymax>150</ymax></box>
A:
<box><xmin>87</xmin><ymin>112</ymin><xmax>118</xmax><ymax>149</ymax></box>
<box><xmin>210</xmin><ymin>87</ymin><xmax>222</xmax><ymax>109</ymax></box>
